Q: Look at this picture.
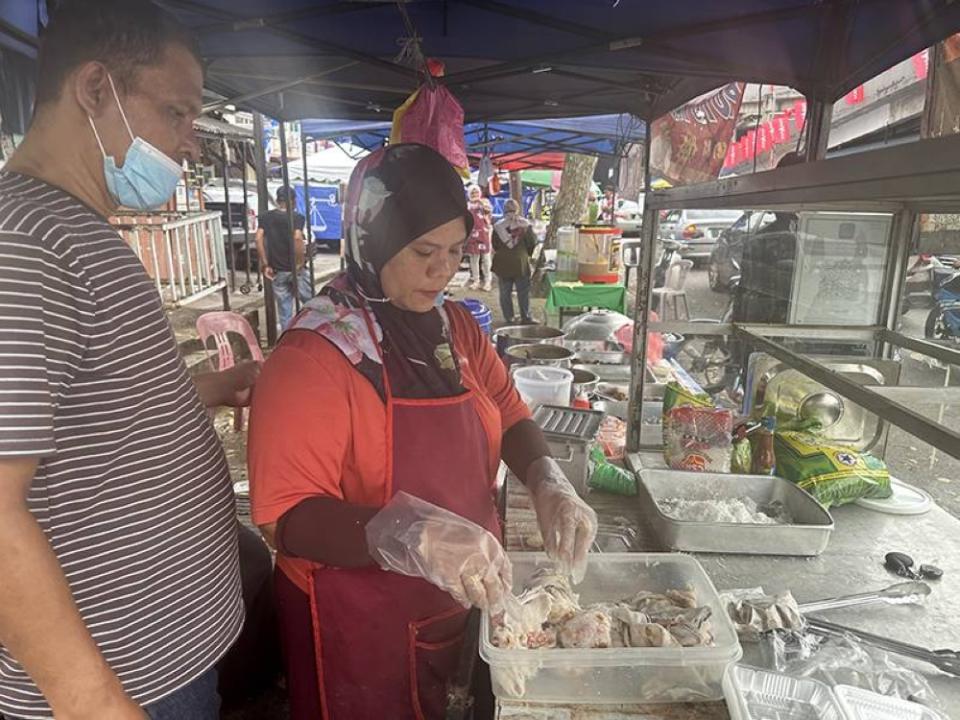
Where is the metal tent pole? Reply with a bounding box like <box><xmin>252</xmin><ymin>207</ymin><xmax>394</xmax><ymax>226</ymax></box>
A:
<box><xmin>253</xmin><ymin>112</ymin><xmax>277</xmax><ymax>346</ymax></box>
<box><xmin>241</xmin><ymin>141</ymin><xmax>253</xmax><ymax>292</ymax></box>
<box><xmin>278</xmin><ymin>120</ymin><xmax>301</xmax><ymax>315</ymax></box>
<box><xmin>221</xmin><ymin>137</ymin><xmax>236</xmax><ymax>293</ymax></box>
<box><xmin>627</xmin><ymin>130</ymin><xmax>655</xmax><ymax>452</ymax></box>
<box><xmin>301</xmin><ymin>131</ymin><xmax>316</xmax><ymax>296</ymax></box>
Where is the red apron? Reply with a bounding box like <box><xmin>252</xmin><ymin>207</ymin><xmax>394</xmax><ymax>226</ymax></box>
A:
<box><xmin>287</xmin><ymin>356</ymin><xmax>499</xmax><ymax>719</ymax></box>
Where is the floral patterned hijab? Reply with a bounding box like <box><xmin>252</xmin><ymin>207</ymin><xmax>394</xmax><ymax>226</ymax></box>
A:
<box><xmin>290</xmin><ymin>144</ymin><xmax>474</xmax><ymax>400</ymax></box>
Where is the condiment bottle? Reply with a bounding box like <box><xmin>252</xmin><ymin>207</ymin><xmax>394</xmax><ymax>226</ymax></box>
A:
<box><xmin>751</xmin><ymin>416</ymin><xmax>777</xmax><ymax>475</ymax></box>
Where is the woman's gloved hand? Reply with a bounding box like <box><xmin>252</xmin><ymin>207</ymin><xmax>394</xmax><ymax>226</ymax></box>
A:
<box><xmin>365</xmin><ymin>491</ymin><xmax>512</xmax><ymax>610</ymax></box>
<box><xmin>526</xmin><ymin>457</ymin><xmax>598</xmax><ymax>583</ymax></box>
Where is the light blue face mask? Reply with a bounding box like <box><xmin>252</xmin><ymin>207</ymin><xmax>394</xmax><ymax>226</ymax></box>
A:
<box><xmin>88</xmin><ymin>75</ymin><xmax>183</xmax><ymax>211</ymax></box>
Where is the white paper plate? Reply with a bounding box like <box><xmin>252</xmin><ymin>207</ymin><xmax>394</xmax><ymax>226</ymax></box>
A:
<box><xmin>855</xmin><ymin>477</ymin><xmax>933</xmax><ymax>515</ymax></box>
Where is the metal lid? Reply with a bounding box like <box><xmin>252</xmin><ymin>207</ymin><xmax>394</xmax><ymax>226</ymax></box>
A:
<box><xmin>533</xmin><ymin>404</ymin><xmax>604</xmax><ymax>441</ymax></box>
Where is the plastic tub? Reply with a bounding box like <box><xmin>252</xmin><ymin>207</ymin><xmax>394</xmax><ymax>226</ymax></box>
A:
<box><xmin>480</xmin><ymin>552</ymin><xmax>742</xmax><ymax>704</ymax></box>
<box><xmin>458</xmin><ymin>298</ymin><xmax>492</xmax><ymax>334</ymax></box>
<box><xmin>513</xmin><ymin>366</ymin><xmax>573</xmax><ymax>410</ymax></box>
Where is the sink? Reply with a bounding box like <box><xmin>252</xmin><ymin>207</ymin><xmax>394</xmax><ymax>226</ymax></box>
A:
<box><xmin>746</xmin><ymin>354</ymin><xmax>901</xmax><ymax>451</ymax></box>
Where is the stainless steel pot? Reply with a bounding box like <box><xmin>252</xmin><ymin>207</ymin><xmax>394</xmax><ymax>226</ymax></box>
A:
<box><xmin>569</xmin><ymin>368</ymin><xmax>599</xmax><ymax>401</ymax></box>
<box><xmin>504</xmin><ymin>343</ymin><xmax>575</xmax><ymax>369</ymax></box>
<box><xmin>494</xmin><ymin>324</ymin><xmax>565</xmax><ymax>357</ymax></box>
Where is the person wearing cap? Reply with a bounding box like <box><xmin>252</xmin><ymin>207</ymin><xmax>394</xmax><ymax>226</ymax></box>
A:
<box><xmin>255</xmin><ymin>186</ymin><xmax>311</xmax><ymax>331</ymax></box>
<box><xmin>248</xmin><ymin>143</ymin><xmax>597</xmax><ymax>719</ymax></box>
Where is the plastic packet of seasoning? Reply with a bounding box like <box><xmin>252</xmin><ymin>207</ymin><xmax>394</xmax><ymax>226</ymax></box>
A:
<box><xmin>774</xmin><ymin>430</ymin><xmax>891</xmax><ymax>508</ymax></box>
<box><xmin>663</xmin><ymin>405</ymin><xmax>734</xmax><ymax>473</ymax></box>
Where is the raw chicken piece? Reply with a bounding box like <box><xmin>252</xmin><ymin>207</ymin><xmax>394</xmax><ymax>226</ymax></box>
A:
<box><xmin>666</xmin><ymin>589</ymin><xmax>698</xmax><ymax>609</ymax></box>
<box><xmin>558</xmin><ymin>608</ymin><xmax>613</xmax><ymax>648</ymax></box>
<box><xmin>668</xmin><ymin>620</ymin><xmax>715</xmax><ymax>647</ymax></box>
<box><xmin>631</xmin><ymin>623</ymin><xmax>679</xmax><ymax>647</ymax></box>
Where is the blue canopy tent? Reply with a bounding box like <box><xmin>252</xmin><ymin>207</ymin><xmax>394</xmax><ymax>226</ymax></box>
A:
<box><xmin>151</xmin><ymin>0</ymin><xmax>960</xmax><ymax>125</ymax></box>
<box><xmin>300</xmin><ymin>114</ymin><xmax>646</xmax><ymax>170</ymax></box>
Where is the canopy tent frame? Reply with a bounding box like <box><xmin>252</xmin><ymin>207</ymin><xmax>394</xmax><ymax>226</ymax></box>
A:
<box><xmin>148</xmin><ymin>0</ymin><xmax>960</xmax><ymax>124</ymax></box>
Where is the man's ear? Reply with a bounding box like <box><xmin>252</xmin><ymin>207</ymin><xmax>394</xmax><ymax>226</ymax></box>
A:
<box><xmin>73</xmin><ymin>61</ymin><xmax>114</xmax><ymax>119</ymax></box>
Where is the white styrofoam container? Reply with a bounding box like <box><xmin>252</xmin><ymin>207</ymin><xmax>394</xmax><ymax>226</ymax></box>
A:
<box><xmin>480</xmin><ymin>552</ymin><xmax>742</xmax><ymax>704</ymax></box>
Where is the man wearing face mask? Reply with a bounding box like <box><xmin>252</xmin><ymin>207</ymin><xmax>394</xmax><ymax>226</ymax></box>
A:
<box><xmin>0</xmin><ymin>1</ymin><xmax>254</xmax><ymax>719</ymax></box>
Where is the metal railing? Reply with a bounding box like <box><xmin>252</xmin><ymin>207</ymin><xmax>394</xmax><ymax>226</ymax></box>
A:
<box><xmin>113</xmin><ymin>211</ymin><xmax>228</xmax><ymax>307</ymax></box>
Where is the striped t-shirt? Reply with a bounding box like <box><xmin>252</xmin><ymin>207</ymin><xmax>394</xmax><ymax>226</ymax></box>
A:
<box><xmin>0</xmin><ymin>172</ymin><xmax>243</xmax><ymax>718</ymax></box>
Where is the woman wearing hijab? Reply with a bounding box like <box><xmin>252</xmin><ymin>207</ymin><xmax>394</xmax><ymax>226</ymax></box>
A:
<box><xmin>248</xmin><ymin>144</ymin><xmax>596</xmax><ymax>720</ymax></box>
<box><xmin>465</xmin><ymin>183</ymin><xmax>493</xmax><ymax>290</ymax></box>
<box><xmin>492</xmin><ymin>198</ymin><xmax>538</xmax><ymax>324</ymax></box>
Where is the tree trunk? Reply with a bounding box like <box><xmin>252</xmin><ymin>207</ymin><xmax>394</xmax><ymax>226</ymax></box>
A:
<box><xmin>544</xmin><ymin>153</ymin><xmax>598</xmax><ymax>249</ymax></box>
<box><xmin>509</xmin><ymin>170</ymin><xmax>523</xmax><ymax>205</ymax></box>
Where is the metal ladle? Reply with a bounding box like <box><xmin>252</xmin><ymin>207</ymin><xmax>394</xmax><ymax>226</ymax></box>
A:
<box><xmin>799</xmin><ymin>392</ymin><xmax>844</xmax><ymax>428</ymax></box>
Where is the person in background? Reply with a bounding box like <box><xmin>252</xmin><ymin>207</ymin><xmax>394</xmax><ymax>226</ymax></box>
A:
<box><xmin>248</xmin><ymin>144</ymin><xmax>596</xmax><ymax>720</ymax></box>
<box><xmin>600</xmin><ymin>184</ymin><xmax>616</xmax><ymax>224</ymax></box>
<box><xmin>492</xmin><ymin>198</ymin><xmax>538</xmax><ymax>324</ymax></box>
<box><xmin>465</xmin><ymin>183</ymin><xmax>493</xmax><ymax>291</ymax></box>
<box><xmin>256</xmin><ymin>186</ymin><xmax>311</xmax><ymax>330</ymax></box>
<box><xmin>585</xmin><ymin>190</ymin><xmax>601</xmax><ymax>224</ymax></box>
<box><xmin>0</xmin><ymin>1</ymin><xmax>256</xmax><ymax>717</ymax></box>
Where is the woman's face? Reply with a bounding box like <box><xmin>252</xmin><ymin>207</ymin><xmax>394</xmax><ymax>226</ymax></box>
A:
<box><xmin>380</xmin><ymin>217</ymin><xmax>467</xmax><ymax>312</ymax></box>
<box><xmin>468</xmin><ymin>187</ymin><xmax>481</xmax><ymax>202</ymax></box>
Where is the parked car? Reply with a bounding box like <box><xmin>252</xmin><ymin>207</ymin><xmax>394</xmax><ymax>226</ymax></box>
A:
<box><xmin>614</xmin><ymin>197</ymin><xmax>643</xmax><ymax>236</ymax></box>
<box><xmin>203</xmin><ymin>180</ymin><xmax>271</xmax><ymax>269</ymax></box>
<box><xmin>708</xmin><ymin>211</ymin><xmax>776</xmax><ymax>291</ymax></box>
<box><xmin>658</xmin><ymin>208</ymin><xmax>741</xmax><ymax>261</ymax></box>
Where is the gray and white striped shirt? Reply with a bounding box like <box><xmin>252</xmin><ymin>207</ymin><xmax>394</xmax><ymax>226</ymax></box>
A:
<box><xmin>0</xmin><ymin>172</ymin><xmax>243</xmax><ymax>719</ymax></box>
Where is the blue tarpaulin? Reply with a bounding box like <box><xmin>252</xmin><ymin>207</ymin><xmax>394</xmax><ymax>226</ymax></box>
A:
<box><xmin>5</xmin><ymin>1</ymin><xmax>960</xmax><ymax>127</ymax></box>
<box><xmin>300</xmin><ymin>114</ymin><xmax>645</xmax><ymax>170</ymax></box>
<box><xmin>158</xmin><ymin>0</ymin><xmax>960</xmax><ymax>123</ymax></box>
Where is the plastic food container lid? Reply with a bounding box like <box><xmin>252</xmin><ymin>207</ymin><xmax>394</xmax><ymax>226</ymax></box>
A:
<box><xmin>835</xmin><ymin>685</ymin><xmax>946</xmax><ymax>720</ymax></box>
<box><xmin>855</xmin><ymin>477</ymin><xmax>933</xmax><ymax>515</ymax></box>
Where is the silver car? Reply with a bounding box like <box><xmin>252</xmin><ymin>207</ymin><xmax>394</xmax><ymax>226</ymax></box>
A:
<box><xmin>659</xmin><ymin>209</ymin><xmax>742</xmax><ymax>260</ymax></box>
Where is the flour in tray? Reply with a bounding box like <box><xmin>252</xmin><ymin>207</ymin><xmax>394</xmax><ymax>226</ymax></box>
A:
<box><xmin>658</xmin><ymin>497</ymin><xmax>794</xmax><ymax>524</ymax></box>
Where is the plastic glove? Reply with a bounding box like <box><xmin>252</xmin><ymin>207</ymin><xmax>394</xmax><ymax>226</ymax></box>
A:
<box><xmin>526</xmin><ymin>457</ymin><xmax>598</xmax><ymax>584</ymax></box>
<box><xmin>365</xmin><ymin>491</ymin><xmax>513</xmax><ymax>610</ymax></box>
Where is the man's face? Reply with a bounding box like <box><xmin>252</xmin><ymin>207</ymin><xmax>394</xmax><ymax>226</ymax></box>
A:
<box><xmin>99</xmin><ymin>44</ymin><xmax>203</xmax><ymax>167</ymax></box>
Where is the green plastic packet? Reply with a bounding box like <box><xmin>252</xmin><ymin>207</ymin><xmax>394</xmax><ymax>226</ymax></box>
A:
<box><xmin>588</xmin><ymin>445</ymin><xmax>637</xmax><ymax>495</ymax></box>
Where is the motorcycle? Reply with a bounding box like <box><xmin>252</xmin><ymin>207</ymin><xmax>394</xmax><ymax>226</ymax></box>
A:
<box><xmin>925</xmin><ymin>266</ymin><xmax>960</xmax><ymax>343</ymax></box>
<box><xmin>669</xmin><ymin>258</ymin><xmax>741</xmax><ymax>395</ymax></box>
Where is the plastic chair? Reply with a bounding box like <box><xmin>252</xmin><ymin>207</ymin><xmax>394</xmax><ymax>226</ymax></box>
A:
<box><xmin>196</xmin><ymin>311</ymin><xmax>265</xmax><ymax>431</ymax></box>
<box><xmin>652</xmin><ymin>259</ymin><xmax>693</xmax><ymax>321</ymax></box>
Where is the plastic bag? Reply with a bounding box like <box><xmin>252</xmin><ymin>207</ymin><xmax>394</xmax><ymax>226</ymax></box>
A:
<box><xmin>390</xmin><ymin>84</ymin><xmax>469</xmax><ymax>177</ymax></box>
<box><xmin>780</xmin><ymin>633</ymin><xmax>945</xmax><ymax>714</ymax></box>
<box><xmin>774</xmin><ymin>429</ymin><xmax>891</xmax><ymax>508</ymax></box>
<box><xmin>587</xmin><ymin>444</ymin><xmax>637</xmax><ymax>495</ymax></box>
<box><xmin>720</xmin><ymin>587</ymin><xmax>805</xmax><ymax>641</ymax></box>
<box><xmin>663</xmin><ymin>405</ymin><xmax>734</xmax><ymax>473</ymax></box>
<box><xmin>365</xmin><ymin>491</ymin><xmax>512</xmax><ymax>610</ymax></box>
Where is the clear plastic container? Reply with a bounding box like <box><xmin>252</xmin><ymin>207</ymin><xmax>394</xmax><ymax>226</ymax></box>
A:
<box><xmin>731</xmin><ymin>666</ymin><xmax>845</xmax><ymax>720</ymax></box>
<box><xmin>835</xmin><ymin>686</ymin><xmax>946</xmax><ymax>720</ymax></box>
<box><xmin>480</xmin><ymin>552</ymin><xmax>742</xmax><ymax>704</ymax></box>
<box><xmin>513</xmin><ymin>366</ymin><xmax>573</xmax><ymax>410</ymax></box>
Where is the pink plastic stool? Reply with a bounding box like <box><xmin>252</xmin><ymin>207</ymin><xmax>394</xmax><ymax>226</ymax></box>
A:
<box><xmin>196</xmin><ymin>311</ymin><xmax>265</xmax><ymax>431</ymax></box>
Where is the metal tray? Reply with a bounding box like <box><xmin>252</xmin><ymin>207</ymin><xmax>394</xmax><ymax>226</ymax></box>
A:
<box><xmin>637</xmin><ymin>470</ymin><xmax>834</xmax><ymax>556</ymax></box>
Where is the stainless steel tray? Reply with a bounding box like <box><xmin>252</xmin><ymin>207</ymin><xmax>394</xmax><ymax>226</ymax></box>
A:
<box><xmin>636</xmin><ymin>469</ymin><xmax>834</xmax><ymax>556</ymax></box>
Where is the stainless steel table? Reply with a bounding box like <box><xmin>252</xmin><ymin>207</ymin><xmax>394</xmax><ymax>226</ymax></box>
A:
<box><xmin>497</xmin><ymin>456</ymin><xmax>960</xmax><ymax>717</ymax></box>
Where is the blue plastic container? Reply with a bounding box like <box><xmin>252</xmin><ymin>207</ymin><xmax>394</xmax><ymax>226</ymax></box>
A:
<box><xmin>459</xmin><ymin>298</ymin><xmax>493</xmax><ymax>335</ymax></box>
